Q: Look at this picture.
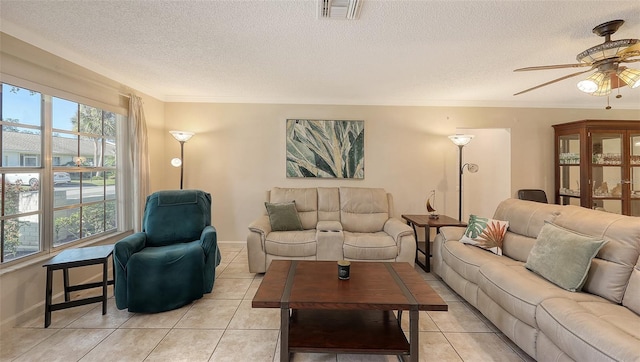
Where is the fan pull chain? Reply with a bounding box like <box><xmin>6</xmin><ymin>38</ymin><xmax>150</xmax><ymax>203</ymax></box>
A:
<box><xmin>615</xmin><ymin>75</ymin><xmax>622</xmax><ymax>99</ymax></box>
<box><xmin>606</xmin><ymin>95</ymin><xmax>611</xmax><ymax>110</ymax></box>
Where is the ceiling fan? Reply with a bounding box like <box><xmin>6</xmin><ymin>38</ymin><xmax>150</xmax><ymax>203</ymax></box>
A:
<box><xmin>514</xmin><ymin>20</ymin><xmax>640</xmax><ymax>108</ymax></box>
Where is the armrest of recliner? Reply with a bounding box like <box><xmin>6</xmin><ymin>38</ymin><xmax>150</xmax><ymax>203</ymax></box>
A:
<box><xmin>383</xmin><ymin>218</ymin><xmax>413</xmax><ymax>243</ymax></box>
<box><xmin>114</xmin><ymin>232</ymin><xmax>146</xmax><ymax>268</ymax></box>
<box><xmin>113</xmin><ymin>232</ymin><xmax>146</xmax><ymax>309</ymax></box>
<box><xmin>199</xmin><ymin>225</ymin><xmax>220</xmax><ymax>265</ymax></box>
<box><xmin>248</xmin><ymin>215</ymin><xmax>272</xmax><ymax>237</ymax></box>
<box><xmin>200</xmin><ymin>225</ymin><xmax>220</xmax><ymax>293</ymax></box>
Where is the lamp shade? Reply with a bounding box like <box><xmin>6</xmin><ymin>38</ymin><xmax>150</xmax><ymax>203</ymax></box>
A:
<box><xmin>170</xmin><ymin>158</ymin><xmax>182</xmax><ymax>167</ymax></box>
<box><xmin>577</xmin><ymin>71</ymin><xmax>606</xmax><ymax>93</ymax></box>
<box><xmin>448</xmin><ymin>134</ymin><xmax>474</xmax><ymax>146</ymax></box>
<box><xmin>590</xmin><ymin>75</ymin><xmax>612</xmax><ymax>96</ymax></box>
<box><xmin>170</xmin><ymin>130</ymin><xmax>195</xmax><ymax>142</ymax></box>
<box><xmin>618</xmin><ymin>68</ymin><xmax>640</xmax><ymax>89</ymax></box>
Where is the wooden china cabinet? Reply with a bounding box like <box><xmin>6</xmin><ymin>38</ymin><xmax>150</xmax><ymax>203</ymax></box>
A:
<box><xmin>553</xmin><ymin>120</ymin><xmax>640</xmax><ymax>216</ymax></box>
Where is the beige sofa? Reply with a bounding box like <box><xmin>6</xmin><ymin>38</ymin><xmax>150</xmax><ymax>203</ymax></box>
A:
<box><xmin>247</xmin><ymin>187</ymin><xmax>416</xmax><ymax>273</ymax></box>
<box><xmin>433</xmin><ymin>198</ymin><xmax>640</xmax><ymax>361</ymax></box>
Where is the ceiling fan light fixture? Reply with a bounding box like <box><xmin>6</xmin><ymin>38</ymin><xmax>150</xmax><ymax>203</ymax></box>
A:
<box><xmin>591</xmin><ymin>76</ymin><xmax>612</xmax><ymax>96</ymax></box>
<box><xmin>617</xmin><ymin>68</ymin><xmax>640</xmax><ymax>88</ymax></box>
<box><xmin>577</xmin><ymin>72</ymin><xmax>605</xmax><ymax>93</ymax></box>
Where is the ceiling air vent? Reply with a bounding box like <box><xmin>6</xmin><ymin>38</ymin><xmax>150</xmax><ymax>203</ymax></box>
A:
<box><xmin>318</xmin><ymin>0</ymin><xmax>362</xmax><ymax>20</ymax></box>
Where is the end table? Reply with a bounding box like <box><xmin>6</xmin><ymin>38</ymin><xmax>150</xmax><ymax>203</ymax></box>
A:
<box><xmin>401</xmin><ymin>215</ymin><xmax>466</xmax><ymax>272</ymax></box>
<box><xmin>42</xmin><ymin>244</ymin><xmax>115</xmax><ymax>328</ymax></box>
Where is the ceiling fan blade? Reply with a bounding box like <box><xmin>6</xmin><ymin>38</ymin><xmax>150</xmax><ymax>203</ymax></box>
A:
<box><xmin>617</xmin><ymin>42</ymin><xmax>640</xmax><ymax>58</ymax></box>
<box><xmin>514</xmin><ymin>63</ymin><xmax>591</xmax><ymax>72</ymax></box>
<box><xmin>513</xmin><ymin>68</ymin><xmax>594</xmax><ymax>96</ymax></box>
<box><xmin>620</xmin><ymin>58</ymin><xmax>640</xmax><ymax>64</ymax></box>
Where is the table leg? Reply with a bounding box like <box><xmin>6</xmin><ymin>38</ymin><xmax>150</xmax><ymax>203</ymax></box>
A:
<box><xmin>102</xmin><ymin>259</ymin><xmax>108</xmax><ymax>315</ymax></box>
<box><xmin>409</xmin><ymin>309</ymin><xmax>418</xmax><ymax>362</ymax></box>
<box><xmin>44</xmin><ymin>267</ymin><xmax>53</xmax><ymax>328</ymax></box>
<box><xmin>63</xmin><ymin>267</ymin><xmax>70</xmax><ymax>302</ymax></box>
<box><xmin>424</xmin><ymin>225</ymin><xmax>431</xmax><ymax>272</ymax></box>
<box><xmin>280</xmin><ymin>308</ymin><xmax>290</xmax><ymax>362</ymax></box>
<box><xmin>407</xmin><ymin>221</ymin><xmax>427</xmax><ymax>272</ymax></box>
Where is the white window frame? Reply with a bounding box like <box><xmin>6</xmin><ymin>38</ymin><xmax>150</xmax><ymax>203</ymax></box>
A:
<box><xmin>0</xmin><ymin>82</ymin><xmax>131</xmax><ymax>266</ymax></box>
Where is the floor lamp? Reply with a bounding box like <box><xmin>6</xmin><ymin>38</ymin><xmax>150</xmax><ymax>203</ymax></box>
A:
<box><xmin>448</xmin><ymin>134</ymin><xmax>478</xmax><ymax>221</ymax></box>
<box><xmin>170</xmin><ymin>130</ymin><xmax>195</xmax><ymax>189</ymax></box>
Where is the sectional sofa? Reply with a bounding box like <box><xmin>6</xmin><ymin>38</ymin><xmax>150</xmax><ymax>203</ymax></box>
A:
<box><xmin>247</xmin><ymin>187</ymin><xmax>416</xmax><ymax>273</ymax></box>
<box><xmin>433</xmin><ymin>198</ymin><xmax>640</xmax><ymax>361</ymax></box>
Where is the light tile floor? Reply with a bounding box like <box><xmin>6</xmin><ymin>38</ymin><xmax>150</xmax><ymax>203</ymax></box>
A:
<box><xmin>0</xmin><ymin>243</ymin><xmax>536</xmax><ymax>362</ymax></box>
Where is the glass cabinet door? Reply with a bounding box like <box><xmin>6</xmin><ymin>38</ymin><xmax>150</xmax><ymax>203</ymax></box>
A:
<box><xmin>591</xmin><ymin>132</ymin><xmax>623</xmax><ymax>214</ymax></box>
<box><xmin>631</xmin><ymin>133</ymin><xmax>640</xmax><ymax>216</ymax></box>
<box><xmin>558</xmin><ymin>134</ymin><xmax>581</xmax><ymax>206</ymax></box>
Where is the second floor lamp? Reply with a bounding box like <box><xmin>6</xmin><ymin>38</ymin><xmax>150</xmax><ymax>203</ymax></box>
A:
<box><xmin>170</xmin><ymin>130</ymin><xmax>195</xmax><ymax>189</ymax></box>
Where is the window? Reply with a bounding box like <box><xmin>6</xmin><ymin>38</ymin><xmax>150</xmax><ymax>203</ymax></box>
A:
<box><xmin>23</xmin><ymin>155</ymin><xmax>39</xmax><ymax>166</ymax></box>
<box><xmin>1</xmin><ymin>83</ymin><xmax>125</xmax><ymax>263</ymax></box>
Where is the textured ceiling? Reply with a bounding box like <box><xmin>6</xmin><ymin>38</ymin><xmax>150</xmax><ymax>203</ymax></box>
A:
<box><xmin>1</xmin><ymin>0</ymin><xmax>640</xmax><ymax>109</ymax></box>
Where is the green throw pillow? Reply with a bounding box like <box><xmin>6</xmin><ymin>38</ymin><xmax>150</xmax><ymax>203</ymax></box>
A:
<box><xmin>265</xmin><ymin>201</ymin><xmax>303</xmax><ymax>231</ymax></box>
<box><xmin>525</xmin><ymin>222</ymin><xmax>607</xmax><ymax>292</ymax></box>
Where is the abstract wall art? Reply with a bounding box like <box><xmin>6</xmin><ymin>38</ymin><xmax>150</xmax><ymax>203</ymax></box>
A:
<box><xmin>286</xmin><ymin>119</ymin><xmax>364</xmax><ymax>179</ymax></box>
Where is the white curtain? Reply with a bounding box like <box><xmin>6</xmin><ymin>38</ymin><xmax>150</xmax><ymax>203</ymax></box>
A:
<box><xmin>128</xmin><ymin>94</ymin><xmax>150</xmax><ymax>232</ymax></box>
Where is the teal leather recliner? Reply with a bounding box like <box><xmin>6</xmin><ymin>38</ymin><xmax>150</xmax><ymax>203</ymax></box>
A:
<box><xmin>114</xmin><ymin>190</ymin><xmax>221</xmax><ymax>313</ymax></box>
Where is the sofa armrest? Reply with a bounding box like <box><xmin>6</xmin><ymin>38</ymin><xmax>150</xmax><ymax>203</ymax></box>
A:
<box><xmin>383</xmin><ymin>218</ymin><xmax>413</xmax><ymax>243</ymax></box>
<box><xmin>248</xmin><ymin>215</ymin><xmax>272</xmax><ymax>236</ymax></box>
<box><xmin>439</xmin><ymin>226</ymin><xmax>467</xmax><ymax>241</ymax></box>
<box><xmin>317</xmin><ymin>220</ymin><xmax>343</xmax><ymax>232</ymax></box>
<box><xmin>247</xmin><ymin>215</ymin><xmax>271</xmax><ymax>273</ymax></box>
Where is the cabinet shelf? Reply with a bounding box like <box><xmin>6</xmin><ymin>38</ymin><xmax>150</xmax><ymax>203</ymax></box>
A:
<box><xmin>592</xmin><ymin>196</ymin><xmax>623</xmax><ymax>200</ymax></box>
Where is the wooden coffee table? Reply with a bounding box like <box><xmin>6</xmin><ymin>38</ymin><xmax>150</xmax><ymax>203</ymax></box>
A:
<box><xmin>252</xmin><ymin>260</ymin><xmax>447</xmax><ymax>361</ymax></box>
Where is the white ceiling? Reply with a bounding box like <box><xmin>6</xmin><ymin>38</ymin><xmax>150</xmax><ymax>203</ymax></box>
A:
<box><xmin>1</xmin><ymin>0</ymin><xmax>640</xmax><ymax>109</ymax></box>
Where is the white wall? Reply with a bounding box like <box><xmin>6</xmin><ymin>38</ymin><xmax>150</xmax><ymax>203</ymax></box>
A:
<box><xmin>460</xmin><ymin>128</ymin><xmax>512</xmax><ymax>220</ymax></box>
<box><xmin>161</xmin><ymin>103</ymin><xmax>639</xmax><ymax>241</ymax></box>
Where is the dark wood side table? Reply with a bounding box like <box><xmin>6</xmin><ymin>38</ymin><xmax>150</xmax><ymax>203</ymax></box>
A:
<box><xmin>401</xmin><ymin>215</ymin><xmax>466</xmax><ymax>272</ymax></box>
<box><xmin>42</xmin><ymin>244</ymin><xmax>115</xmax><ymax>328</ymax></box>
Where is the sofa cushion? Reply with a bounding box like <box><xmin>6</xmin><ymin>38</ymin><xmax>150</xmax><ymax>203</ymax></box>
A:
<box><xmin>270</xmin><ymin>187</ymin><xmax>318</xmax><ymax>230</ymax></box>
<box><xmin>460</xmin><ymin>215</ymin><xmax>509</xmax><ymax>255</ymax></box>
<box><xmin>554</xmin><ymin>205</ymin><xmax>640</xmax><ymax>303</ymax></box>
<box><xmin>501</xmin><ymin>232</ymin><xmax>536</xmax><ymax>262</ymax></box>
<box><xmin>343</xmin><ymin>231</ymin><xmax>397</xmax><ymax>260</ymax></box>
<box><xmin>265</xmin><ymin>201</ymin><xmax>303</xmax><ymax>231</ymax></box>
<box><xmin>478</xmin><ymin>263</ymin><xmax>602</xmax><ymax>329</ymax></box>
<box><xmin>339</xmin><ymin>187</ymin><xmax>389</xmax><ymax>232</ymax></box>
<box><xmin>537</xmin><ymin>298</ymin><xmax>640</xmax><ymax>362</ymax></box>
<box><xmin>525</xmin><ymin>222</ymin><xmax>607</xmax><ymax>292</ymax></box>
<box><xmin>441</xmin><ymin>240</ymin><xmax>520</xmax><ymax>286</ymax></box>
<box><xmin>492</xmin><ymin>198</ymin><xmax>562</xmax><ymax>238</ymax></box>
<box><xmin>317</xmin><ymin>187</ymin><xmax>340</xmax><ymax>222</ymax></box>
<box><xmin>265</xmin><ymin>230</ymin><xmax>317</xmax><ymax>257</ymax></box>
